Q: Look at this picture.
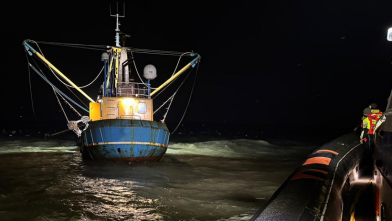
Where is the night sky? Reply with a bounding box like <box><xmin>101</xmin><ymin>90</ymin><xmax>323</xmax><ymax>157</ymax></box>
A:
<box><xmin>2</xmin><ymin>0</ymin><xmax>392</xmax><ymax>139</ymax></box>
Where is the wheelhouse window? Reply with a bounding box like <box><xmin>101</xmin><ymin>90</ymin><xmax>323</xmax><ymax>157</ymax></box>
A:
<box><xmin>138</xmin><ymin>102</ymin><xmax>146</xmax><ymax>114</ymax></box>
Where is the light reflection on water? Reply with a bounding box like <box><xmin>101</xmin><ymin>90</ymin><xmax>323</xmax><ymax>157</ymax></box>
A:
<box><xmin>0</xmin><ymin>138</ymin><xmax>314</xmax><ymax>220</ymax></box>
<box><xmin>71</xmin><ymin>176</ymin><xmax>163</xmax><ymax>220</ymax></box>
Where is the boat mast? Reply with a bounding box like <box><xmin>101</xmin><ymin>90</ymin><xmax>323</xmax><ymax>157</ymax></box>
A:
<box><xmin>110</xmin><ymin>2</ymin><xmax>125</xmax><ymax>47</ymax></box>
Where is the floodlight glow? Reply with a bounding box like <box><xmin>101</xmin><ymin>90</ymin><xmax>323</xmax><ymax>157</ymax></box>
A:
<box><xmin>122</xmin><ymin>98</ymin><xmax>135</xmax><ymax>106</ymax></box>
<box><xmin>387</xmin><ymin>28</ymin><xmax>392</xmax><ymax>41</ymax></box>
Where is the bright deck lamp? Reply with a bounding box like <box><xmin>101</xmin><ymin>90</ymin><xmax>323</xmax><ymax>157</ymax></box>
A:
<box><xmin>387</xmin><ymin>28</ymin><xmax>392</xmax><ymax>41</ymax></box>
<box><xmin>122</xmin><ymin>98</ymin><xmax>135</xmax><ymax>106</ymax></box>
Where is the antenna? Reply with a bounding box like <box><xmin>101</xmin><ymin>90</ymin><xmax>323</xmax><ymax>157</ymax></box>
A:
<box><xmin>110</xmin><ymin>2</ymin><xmax>125</xmax><ymax>47</ymax></box>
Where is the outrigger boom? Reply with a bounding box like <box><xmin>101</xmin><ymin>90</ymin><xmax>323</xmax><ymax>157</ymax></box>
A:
<box><xmin>23</xmin><ymin>40</ymin><xmax>201</xmax><ymax>101</ymax></box>
<box><xmin>23</xmin><ymin>40</ymin><xmax>95</xmax><ymax>103</ymax></box>
<box><xmin>150</xmin><ymin>54</ymin><xmax>200</xmax><ymax>96</ymax></box>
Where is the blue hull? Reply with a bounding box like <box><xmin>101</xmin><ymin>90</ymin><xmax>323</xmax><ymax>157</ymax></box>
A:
<box><xmin>80</xmin><ymin>119</ymin><xmax>170</xmax><ymax>161</ymax></box>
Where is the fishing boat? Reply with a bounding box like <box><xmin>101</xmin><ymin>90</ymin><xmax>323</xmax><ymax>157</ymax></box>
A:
<box><xmin>22</xmin><ymin>4</ymin><xmax>200</xmax><ymax>161</ymax></box>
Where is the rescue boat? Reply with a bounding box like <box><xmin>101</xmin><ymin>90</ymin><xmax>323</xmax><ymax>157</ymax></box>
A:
<box><xmin>22</xmin><ymin>4</ymin><xmax>200</xmax><ymax>161</ymax></box>
<box><xmin>250</xmin><ymin>28</ymin><xmax>392</xmax><ymax>221</ymax></box>
<box><xmin>250</xmin><ymin>96</ymin><xmax>392</xmax><ymax>221</ymax></box>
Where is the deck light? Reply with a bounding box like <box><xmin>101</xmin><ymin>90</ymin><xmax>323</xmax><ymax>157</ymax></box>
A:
<box><xmin>387</xmin><ymin>28</ymin><xmax>392</xmax><ymax>41</ymax></box>
<box><xmin>122</xmin><ymin>98</ymin><xmax>135</xmax><ymax>106</ymax></box>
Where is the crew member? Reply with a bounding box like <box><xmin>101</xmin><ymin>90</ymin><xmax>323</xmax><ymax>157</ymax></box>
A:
<box><xmin>360</xmin><ymin>103</ymin><xmax>383</xmax><ymax>152</ymax></box>
<box><xmin>354</xmin><ymin>105</ymin><xmax>372</xmax><ymax>132</ymax></box>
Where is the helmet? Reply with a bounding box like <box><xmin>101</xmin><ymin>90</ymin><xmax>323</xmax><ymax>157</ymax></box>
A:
<box><xmin>363</xmin><ymin>107</ymin><xmax>371</xmax><ymax>115</ymax></box>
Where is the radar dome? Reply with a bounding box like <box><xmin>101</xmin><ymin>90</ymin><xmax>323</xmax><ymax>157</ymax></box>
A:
<box><xmin>143</xmin><ymin>64</ymin><xmax>157</xmax><ymax>80</ymax></box>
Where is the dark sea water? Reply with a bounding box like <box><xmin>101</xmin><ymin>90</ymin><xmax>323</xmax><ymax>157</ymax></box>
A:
<box><xmin>0</xmin><ymin>135</ymin><xmax>317</xmax><ymax>221</ymax></box>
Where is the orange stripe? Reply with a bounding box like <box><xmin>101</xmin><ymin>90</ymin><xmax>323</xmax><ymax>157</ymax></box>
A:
<box><xmin>304</xmin><ymin>169</ymin><xmax>328</xmax><ymax>175</ymax></box>
<box><xmin>375</xmin><ymin>180</ymin><xmax>380</xmax><ymax>217</ymax></box>
<box><xmin>86</xmin><ymin>142</ymin><xmax>168</xmax><ymax>148</ymax></box>
<box><xmin>303</xmin><ymin>157</ymin><xmax>331</xmax><ymax>166</ymax></box>
<box><xmin>316</xmin><ymin>149</ymin><xmax>339</xmax><ymax>155</ymax></box>
<box><xmin>291</xmin><ymin>169</ymin><xmax>328</xmax><ymax>181</ymax></box>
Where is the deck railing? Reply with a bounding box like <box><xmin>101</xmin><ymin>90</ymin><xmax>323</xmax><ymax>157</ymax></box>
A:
<box><xmin>116</xmin><ymin>82</ymin><xmax>150</xmax><ymax>98</ymax></box>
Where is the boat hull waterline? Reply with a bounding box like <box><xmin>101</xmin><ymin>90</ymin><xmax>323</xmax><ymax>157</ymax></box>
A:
<box><xmin>81</xmin><ymin>119</ymin><xmax>170</xmax><ymax>161</ymax></box>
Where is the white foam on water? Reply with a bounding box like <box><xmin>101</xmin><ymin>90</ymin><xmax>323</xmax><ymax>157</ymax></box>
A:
<box><xmin>0</xmin><ymin>139</ymin><xmax>79</xmax><ymax>154</ymax></box>
<box><xmin>167</xmin><ymin>139</ymin><xmax>311</xmax><ymax>159</ymax></box>
<box><xmin>0</xmin><ymin>138</ymin><xmax>314</xmax><ymax>159</ymax></box>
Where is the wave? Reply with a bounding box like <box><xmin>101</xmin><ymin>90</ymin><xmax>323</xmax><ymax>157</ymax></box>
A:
<box><xmin>0</xmin><ymin>138</ymin><xmax>79</xmax><ymax>154</ymax></box>
<box><xmin>167</xmin><ymin>139</ymin><xmax>315</xmax><ymax>159</ymax></box>
<box><xmin>0</xmin><ymin>137</ymin><xmax>315</xmax><ymax>158</ymax></box>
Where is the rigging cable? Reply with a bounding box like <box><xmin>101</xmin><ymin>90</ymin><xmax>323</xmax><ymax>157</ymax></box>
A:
<box><xmin>161</xmin><ymin>93</ymin><xmax>176</xmax><ymax>123</ymax></box>
<box><xmin>51</xmin><ymin>65</ymin><xmax>104</xmax><ymax>89</ymax></box>
<box><xmin>24</xmin><ymin>49</ymin><xmax>38</xmax><ymax>121</ymax></box>
<box><xmin>30</xmin><ymin>58</ymin><xmax>88</xmax><ymax>116</ymax></box>
<box><xmin>34</xmin><ymin>40</ymin><xmax>103</xmax><ymax>90</ymax></box>
<box><xmin>154</xmin><ymin>62</ymin><xmax>198</xmax><ymax>131</ymax></box>
<box><xmin>153</xmin><ymin>53</ymin><xmax>200</xmax><ymax>119</ymax></box>
<box><xmin>151</xmin><ymin>52</ymin><xmax>194</xmax><ymax>106</ymax></box>
<box><xmin>171</xmin><ymin>62</ymin><xmax>200</xmax><ymax>134</ymax></box>
<box><xmin>129</xmin><ymin>49</ymin><xmax>147</xmax><ymax>86</ymax></box>
<box><xmin>28</xmin><ymin>63</ymin><xmax>89</xmax><ymax>113</ymax></box>
<box><xmin>35</xmin><ymin>41</ymin><xmax>108</xmax><ymax>51</ymax></box>
<box><xmin>131</xmin><ymin>50</ymin><xmax>193</xmax><ymax>98</ymax></box>
<box><xmin>153</xmin><ymin>66</ymin><xmax>192</xmax><ymax>115</ymax></box>
<box><xmin>26</xmin><ymin>49</ymin><xmax>73</xmax><ymax>122</ymax></box>
<box><xmin>26</xmin><ymin>40</ymin><xmax>200</xmax><ymax>132</ymax></box>
<box><xmin>32</xmin><ymin>41</ymin><xmax>89</xmax><ymax>108</ymax></box>
<box><xmin>130</xmin><ymin>47</ymin><xmax>192</xmax><ymax>56</ymax></box>
<box><xmin>34</xmin><ymin>41</ymin><xmax>194</xmax><ymax>56</ymax></box>
<box><xmin>171</xmin><ymin>52</ymin><xmax>193</xmax><ymax>76</ymax></box>
<box><xmin>154</xmin><ymin>92</ymin><xmax>176</xmax><ymax>114</ymax></box>
<box><xmin>53</xmin><ymin>88</ymin><xmax>69</xmax><ymax>122</ymax></box>
<box><xmin>32</xmin><ymin>40</ymin><xmax>193</xmax><ymax>98</ymax></box>
<box><xmin>35</xmin><ymin>41</ymin><xmax>192</xmax><ymax>56</ymax></box>
<box><xmin>55</xmin><ymin>90</ymin><xmax>82</xmax><ymax>117</ymax></box>
<box><xmin>153</xmin><ymin>52</ymin><xmax>194</xmax><ymax>98</ymax></box>
<box><xmin>26</xmin><ymin>53</ymin><xmax>86</xmax><ymax>127</ymax></box>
